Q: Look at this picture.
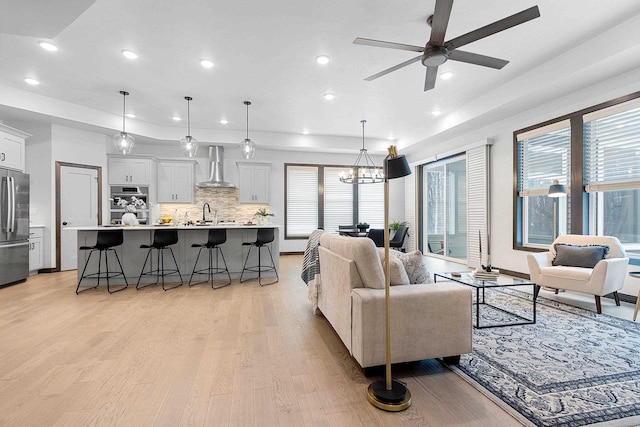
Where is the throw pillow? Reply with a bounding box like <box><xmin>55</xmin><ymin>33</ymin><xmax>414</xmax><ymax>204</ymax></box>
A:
<box><xmin>377</xmin><ymin>249</ymin><xmax>410</xmax><ymax>285</ymax></box>
<box><xmin>552</xmin><ymin>243</ymin><xmax>610</xmax><ymax>268</ymax></box>
<box><xmin>395</xmin><ymin>250</ymin><xmax>431</xmax><ymax>284</ymax></box>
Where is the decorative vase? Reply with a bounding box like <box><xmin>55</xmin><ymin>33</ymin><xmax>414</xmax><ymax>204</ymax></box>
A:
<box><xmin>122</xmin><ymin>212</ymin><xmax>138</xmax><ymax>226</ymax></box>
<box><xmin>257</xmin><ymin>216</ymin><xmax>264</xmax><ymax>225</ymax></box>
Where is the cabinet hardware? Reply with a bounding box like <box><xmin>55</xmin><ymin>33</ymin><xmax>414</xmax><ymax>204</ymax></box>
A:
<box><xmin>1</xmin><ymin>152</ymin><xmax>5</xmax><ymax>161</ymax></box>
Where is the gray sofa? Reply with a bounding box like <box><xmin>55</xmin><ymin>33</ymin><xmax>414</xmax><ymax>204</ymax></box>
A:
<box><xmin>317</xmin><ymin>233</ymin><xmax>472</xmax><ymax>368</ymax></box>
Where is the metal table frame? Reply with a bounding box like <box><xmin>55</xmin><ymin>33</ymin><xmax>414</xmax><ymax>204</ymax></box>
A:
<box><xmin>434</xmin><ymin>272</ymin><xmax>537</xmax><ymax>329</ymax></box>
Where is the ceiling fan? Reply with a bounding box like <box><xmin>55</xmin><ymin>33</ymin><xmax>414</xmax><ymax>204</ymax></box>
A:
<box><xmin>354</xmin><ymin>0</ymin><xmax>540</xmax><ymax>91</ymax></box>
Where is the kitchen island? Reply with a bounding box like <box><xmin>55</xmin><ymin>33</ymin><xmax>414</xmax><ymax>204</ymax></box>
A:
<box><xmin>73</xmin><ymin>224</ymin><xmax>280</xmax><ymax>286</ymax></box>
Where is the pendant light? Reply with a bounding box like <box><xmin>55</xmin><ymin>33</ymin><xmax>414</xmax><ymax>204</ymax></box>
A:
<box><xmin>240</xmin><ymin>100</ymin><xmax>256</xmax><ymax>159</ymax></box>
<box><xmin>180</xmin><ymin>96</ymin><xmax>198</xmax><ymax>158</ymax></box>
<box><xmin>112</xmin><ymin>91</ymin><xmax>135</xmax><ymax>155</ymax></box>
<box><xmin>340</xmin><ymin>120</ymin><xmax>383</xmax><ymax>184</ymax></box>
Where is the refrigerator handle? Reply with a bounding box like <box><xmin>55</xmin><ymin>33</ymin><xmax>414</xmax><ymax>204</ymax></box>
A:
<box><xmin>8</xmin><ymin>176</ymin><xmax>15</xmax><ymax>233</ymax></box>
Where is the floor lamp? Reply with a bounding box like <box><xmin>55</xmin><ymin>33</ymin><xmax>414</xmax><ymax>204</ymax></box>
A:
<box><xmin>548</xmin><ymin>179</ymin><xmax>567</xmax><ymax>239</ymax></box>
<box><xmin>367</xmin><ymin>145</ymin><xmax>412</xmax><ymax>411</ymax></box>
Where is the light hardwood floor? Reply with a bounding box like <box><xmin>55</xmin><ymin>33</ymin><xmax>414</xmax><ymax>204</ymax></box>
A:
<box><xmin>0</xmin><ymin>255</ymin><xmax>522</xmax><ymax>426</ymax></box>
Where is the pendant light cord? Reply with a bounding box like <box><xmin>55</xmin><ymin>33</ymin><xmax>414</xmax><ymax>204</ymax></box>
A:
<box><xmin>122</xmin><ymin>92</ymin><xmax>127</xmax><ymax>133</ymax></box>
<box><xmin>187</xmin><ymin>99</ymin><xmax>191</xmax><ymax>136</ymax></box>
<box><xmin>246</xmin><ymin>102</ymin><xmax>249</xmax><ymax>140</ymax></box>
<box><xmin>361</xmin><ymin>119</ymin><xmax>366</xmax><ymax>150</ymax></box>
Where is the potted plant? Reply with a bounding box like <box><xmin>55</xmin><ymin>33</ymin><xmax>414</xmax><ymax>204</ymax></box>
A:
<box><xmin>254</xmin><ymin>207</ymin><xmax>274</xmax><ymax>225</ymax></box>
<box><xmin>114</xmin><ymin>196</ymin><xmax>146</xmax><ymax>226</ymax></box>
<box><xmin>390</xmin><ymin>219</ymin><xmax>408</xmax><ymax>238</ymax></box>
<box><xmin>357</xmin><ymin>222</ymin><xmax>369</xmax><ymax>232</ymax></box>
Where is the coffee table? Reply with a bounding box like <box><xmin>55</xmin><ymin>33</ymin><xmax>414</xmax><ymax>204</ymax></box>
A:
<box><xmin>434</xmin><ymin>272</ymin><xmax>537</xmax><ymax>329</ymax></box>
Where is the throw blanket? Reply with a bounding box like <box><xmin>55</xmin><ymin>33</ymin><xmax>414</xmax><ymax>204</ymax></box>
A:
<box><xmin>301</xmin><ymin>229</ymin><xmax>324</xmax><ymax>310</ymax></box>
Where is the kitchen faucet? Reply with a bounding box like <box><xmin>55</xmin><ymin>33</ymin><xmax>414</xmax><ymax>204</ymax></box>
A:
<box><xmin>202</xmin><ymin>202</ymin><xmax>211</xmax><ymax>222</ymax></box>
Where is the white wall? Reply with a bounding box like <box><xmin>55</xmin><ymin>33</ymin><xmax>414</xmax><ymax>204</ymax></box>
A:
<box><xmin>405</xmin><ymin>68</ymin><xmax>640</xmax><ymax>296</ymax></box>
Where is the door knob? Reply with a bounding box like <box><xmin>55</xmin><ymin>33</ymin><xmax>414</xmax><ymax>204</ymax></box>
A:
<box><xmin>62</xmin><ymin>222</ymin><xmax>68</xmax><ymax>225</ymax></box>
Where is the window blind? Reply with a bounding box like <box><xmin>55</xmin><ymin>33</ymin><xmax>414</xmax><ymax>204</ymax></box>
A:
<box><xmin>584</xmin><ymin>104</ymin><xmax>640</xmax><ymax>192</ymax></box>
<box><xmin>286</xmin><ymin>166</ymin><xmax>318</xmax><ymax>237</ymax></box>
<box><xmin>517</xmin><ymin>123</ymin><xmax>571</xmax><ymax>197</ymax></box>
<box><xmin>358</xmin><ymin>181</ymin><xmax>384</xmax><ymax>228</ymax></box>
<box><xmin>324</xmin><ymin>168</ymin><xmax>354</xmax><ymax>232</ymax></box>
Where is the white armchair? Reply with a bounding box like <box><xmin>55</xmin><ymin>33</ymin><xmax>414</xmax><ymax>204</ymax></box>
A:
<box><xmin>527</xmin><ymin>234</ymin><xmax>629</xmax><ymax>314</ymax></box>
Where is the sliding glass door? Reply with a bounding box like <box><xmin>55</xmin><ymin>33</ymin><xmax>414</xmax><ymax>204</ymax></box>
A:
<box><xmin>422</xmin><ymin>156</ymin><xmax>467</xmax><ymax>261</ymax></box>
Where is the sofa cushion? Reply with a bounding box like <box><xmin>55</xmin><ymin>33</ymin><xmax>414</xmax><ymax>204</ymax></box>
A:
<box><xmin>377</xmin><ymin>249</ymin><xmax>410</xmax><ymax>285</ymax></box>
<box><xmin>552</xmin><ymin>243</ymin><xmax>609</xmax><ymax>268</ymax></box>
<box><xmin>394</xmin><ymin>250</ymin><xmax>431</xmax><ymax>284</ymax></box>
<box><xmin>319</xmin><ymin>233</ymin><xmax>384</xmax><ymax>289</ymax></box>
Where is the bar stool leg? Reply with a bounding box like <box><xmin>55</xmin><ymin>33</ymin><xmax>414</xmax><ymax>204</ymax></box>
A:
<box><xmin>162</xmin><ymin>248</ymin><xmax>183</xmax><ymax>291</ymax></box>
<box><xmin>258</xmin><ymin>245</ymin><xmax>278</xmax><ymax>287</ymax></box>
<box><xmin>109</xmin><ymin>249</ymin><xmax>129</xmax><ymax>294</ymax></box>
<box><xmin>240</xmin><ymin>246</ymin><xmax>253</xmax><ymax>283</ymax></box>
<box><xmin>76</xmin><ymin>249</ymin><xmax>99</xmax><ymax>294</ymax></box>
<box><xmin>189</xmin><ymin>247</ymin><xmax>205</xmax><ymax>286</ymax></box>
<box><xmin>215</xmin><ymin>247</ymin><xmax>232</xmax><ymax>288</ymax></box>
<box><xmin>136</xmin><ymin>249</ymin><xmax>154</xmax><ymax>290</ymax></box>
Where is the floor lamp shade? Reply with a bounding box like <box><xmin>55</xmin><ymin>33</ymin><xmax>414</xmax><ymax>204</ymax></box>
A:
<box><xmin>367</xmin><ymin>148</ymin><xmax>412</xmax><ymax>412</ymax></box>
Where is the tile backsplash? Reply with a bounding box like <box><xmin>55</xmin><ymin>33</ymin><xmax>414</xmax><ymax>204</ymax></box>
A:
<box><xmin>158</xmin><ymin>188</ymin><xmax>268</xmax><ymax>224</ymax></box>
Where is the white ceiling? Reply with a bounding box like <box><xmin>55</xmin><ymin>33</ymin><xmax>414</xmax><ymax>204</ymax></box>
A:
<box><xmin>1</xmin><ymin>0</ymin><xmax>639</xmax><ymax>153</ymax></box>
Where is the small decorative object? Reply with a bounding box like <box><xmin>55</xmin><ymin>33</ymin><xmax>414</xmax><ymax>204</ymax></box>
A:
<box><xmin>254</xmin><ymin>208</ymin><xmax>274</xmax><ymax>225</ymax></box>
<box><xmin>114</xmin><ymin>196</ymin><xmax>146</xmax><ymax>226</ymax></box>
<box><xmin>357</xmin><ymin>222</ymin><xmax>369</xmax><ymax>231</ymax></box>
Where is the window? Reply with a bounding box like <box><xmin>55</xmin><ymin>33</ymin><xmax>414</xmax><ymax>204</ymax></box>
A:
<box><xmin>514</xmin><ymin>91</ymin><xmax>640</xmax><ymax>264</ymax></box>
<box><xmin>516</xmin><ymin>121</ymin><xmax>571</xmax><ymax>246</ymax></box>
<box><xmin>420</xmin><ymin>155</ymin><xmax>467</xmax><ymax>260</ymax></box>
<box><xmin>285</xmin><ymin>164</ymin><xmax>384</xmax><ymax>239</ymax></box>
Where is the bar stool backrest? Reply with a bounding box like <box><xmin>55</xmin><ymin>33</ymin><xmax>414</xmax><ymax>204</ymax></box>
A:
<box><xmin>207</xmin><ymin>228</ymin><xmax>227</xmax><ymax>246</ymax></box>
<box><xmin>153</xmin><ymin>229</ymin><xmax>179</xmax><ymax>247</ymax></box>
<box><xmin>95</xmin><ymin>229</ymin><xmax>124</xmax><ymax>249</ymax></box>
<box><xmin>256</xmin><ymin>228</ymin><xmax>275</xmax><ymax>245</ymax></box>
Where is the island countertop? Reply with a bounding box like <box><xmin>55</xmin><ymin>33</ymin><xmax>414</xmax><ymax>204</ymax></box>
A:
<box><xmin>70</xmin><ymin>223</ymin><xmax>281</xmax><ymax>231</ymax></box>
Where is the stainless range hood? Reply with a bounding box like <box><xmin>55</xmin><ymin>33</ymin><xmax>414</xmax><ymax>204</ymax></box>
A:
<box><xmin>196</xmin><ymin>145</ymin><xmax>236</xmax><ymax>188</ymax></box>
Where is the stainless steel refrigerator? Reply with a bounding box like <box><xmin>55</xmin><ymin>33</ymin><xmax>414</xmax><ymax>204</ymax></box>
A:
<box><xmin>0</xmin><ymin>168</ymin><xmax>29</xmax><ymax>287</ymax></box>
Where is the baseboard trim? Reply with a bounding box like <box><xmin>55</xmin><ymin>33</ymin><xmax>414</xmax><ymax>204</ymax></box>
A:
<box><xmin>281</xmin><ymin>251</ymin><xmax>303</xmax><ymax>255</ymax></box>
<box><xmin>37</xmin><ymin>268</ymin><xmax>58</xmax><ymax>274</ymax></box>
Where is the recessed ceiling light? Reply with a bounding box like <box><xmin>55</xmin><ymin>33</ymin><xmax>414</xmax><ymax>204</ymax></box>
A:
<box><xmin>126</xmin><ymin>113</ymin><xmax>136</xmax><ymax>118</ymax></box>
<box><xmin>38</xmin><ymin>41</ymin><xmax>58</xmax><ymax>52</ymax></box>
<box><xmin>23</xmin><ymin>77</ymin><xmax>40</xmax><ymax>85</ymax></box>
<box><xmin>316</xmin><ymin>55</ymin><xmax>330</xmax><ymax>65</ymax></box>
<box><xmin>432</xmin><ymin>110</ymin><xmax>442</xmax><ymax>116</ymax></box>
<box><xmin>388</xmin><ymin>136</ymin><xmax>395</xmax><ymax>141</ymax></box>
<box><xmin>302</xmin><ymin>129</ymin><xmax>310</xmax><ymax>135</ymax></box>
<box><xmin>172</xmin><ymin>115</ymin><xmax>181</xmax><ymax>121</ymax></box>
<box><xmin>121</xmin><ymin>49</ymin><xmax>138</xmax><ymax>59</ymax></box>
<box><xmin>440</xmin><ymin>71</ymin><xmax>454</xmax><ymax>80</ymax></box>
<box><xmin>200</xmin><ymin>59</ymin><xmax>214</xmax><ymax>68</ymax></box>
<box><xmin>219</xmin><ymin>119</ymin><xmax>228</xmax><ymax>125</ymax></box>
<box><xmin>323</xmin><ymin>92</ymin><xmax>335</xmax><ymax>101</ymax></box>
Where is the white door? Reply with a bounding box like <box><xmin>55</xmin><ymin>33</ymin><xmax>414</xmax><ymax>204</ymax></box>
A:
<box><xmin>61</xmin><ymin>166</ymin><xmax>99</xmax><ymax>271</ymax></box>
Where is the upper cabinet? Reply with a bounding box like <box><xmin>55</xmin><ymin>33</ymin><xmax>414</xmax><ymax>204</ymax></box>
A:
<box><xmin>237</xmin><ymin>163</ymin><xmax>271</xmax><ymax>204</ymax></box>
<box><xmin>0</xmin><ymin>124</ymin><xmax>30</xmax><ymax>172</ymax></box>
<box><xmin>157</xmin><ymin>161</ymin><xmax>195</xmax><ymax>203</ymax></box>
<box><xmin>108</xmin><ymin>156</ymin><xmax>152</xmax><ymax>185</ymax></box>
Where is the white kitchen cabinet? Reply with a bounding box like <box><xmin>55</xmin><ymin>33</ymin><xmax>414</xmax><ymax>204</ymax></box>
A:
<box><xmin>237</xmin><ymin>163</ymin><xmax>271</xmax><ymax>204</ymax></box>
<box><xmin>108</xmin><ymin>156</ymin><xmax>152</xmax><ymax>185</ymax></box>
<box><xmin>0</xmin><ymin>124</ymin><xmax>30</xmax><ymax>172</ymax></box>
<box><xmin>157</xmin><ymin>161</ymin><xmax>195</xmax><ymax>203</ymax></box>
<box><xmin>29</xmin><ymin>226</ymin><xmax>44</xmax><ymax>273</ymax></box>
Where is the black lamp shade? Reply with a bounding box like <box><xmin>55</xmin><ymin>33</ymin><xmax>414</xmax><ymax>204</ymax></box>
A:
<box><xmin>384</xmin><ymin>154</ymin><xmax>411</xmax><ymax>180</ymax></box>
<box><xmin>548</xmin><ymin>183</ymin><xmax>567</xmax><ymax>197</ymax></box>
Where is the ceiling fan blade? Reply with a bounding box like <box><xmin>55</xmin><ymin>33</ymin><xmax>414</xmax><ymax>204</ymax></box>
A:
<box><xmin>424</xmin><ymin>66</ymin><xmax>438</xmax><ymax>91</ymax></box>
<box><xmin>353</xmin><ymin>37</ymin><xmax>424</xmax><ymax>53</ymax></box>
<box><xmin>428</xmin><ymin>0</ymin><xmax>454</xmax><ymax>46</ymax></box>
<box><xmin>364</xmin><ymin>56</ymin><xmax>422</xmax><ymax>81</ymax></box>
<box><xmin>445</xmin><ymin>6</ymin><xmax>540</xmax><ymax>51</ymax></box>
<box><xmin>448</xmin><ymin>50</ymin><xmax>509</xmax><ymax>69</ymax></box>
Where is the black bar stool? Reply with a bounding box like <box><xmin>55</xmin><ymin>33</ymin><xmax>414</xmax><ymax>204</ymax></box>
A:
<box><xmin>189</xmin><ymin>229</ymin><xmax>232</xmax><ymax>289</ymax></box>
<box><xmin>76</xmin><ymin>229</ymin><xmax>128</xmax><ymax>294</ymax></box>
<box><xmin>240</xmin><ymin>228</ymin><xmax>279</xmax><ymax>286</ymax></box>
<box><xmin>136</xmin><ymin>229</ymin><xmax>183</xmax><ymax>291</ymax></box>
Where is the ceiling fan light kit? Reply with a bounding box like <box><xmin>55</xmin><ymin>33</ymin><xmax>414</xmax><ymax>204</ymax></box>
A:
<box><xmin>240</xmin><ymin>101</ymin><xmax>256</xmax><ymax>159</ymax></box>
<box><xmin>354</xmin><ymin>0</ymin><xmax>540</xmax><ymax>91</ymax></box>
<box><xmin>180</xmin><ymin>96</ymin><xmax>198</xmax><ymax>158</ymax></box>
<box><xmin>112</xmin><ymin>90</ymin><xmax>135</xmax><ymax>155</ymax></box>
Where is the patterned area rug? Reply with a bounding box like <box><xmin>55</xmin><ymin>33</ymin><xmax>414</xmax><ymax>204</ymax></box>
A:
<box><xmin>446</xmin><ymin>289</ymin><xmax>640</xmax><ymax>427</ymax></box>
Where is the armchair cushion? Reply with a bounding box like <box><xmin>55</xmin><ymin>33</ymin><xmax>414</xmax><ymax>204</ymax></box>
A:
<box><xmin>552</xmin><ymin>243</ymin><xmax>610</xmax><ymax>268</ymax></box>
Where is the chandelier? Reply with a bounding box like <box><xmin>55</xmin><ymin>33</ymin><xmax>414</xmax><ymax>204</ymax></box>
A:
<box><xmin>340</xmin><ymin>120</ymin><xmax>383</xmax><ymax>184</ymax></box>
